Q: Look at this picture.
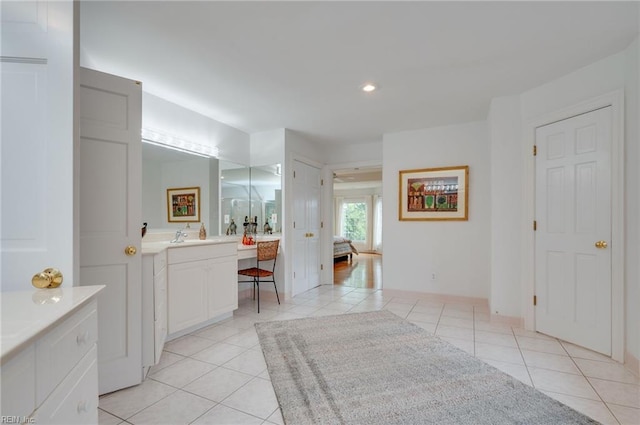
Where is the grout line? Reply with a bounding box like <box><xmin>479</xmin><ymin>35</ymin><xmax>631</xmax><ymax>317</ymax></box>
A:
<box><xmin>512</xmin><ymin>327</ymin><xmax>534</xmax><ymax>387</ymax></box>
<box><xmin>560</xmin><ymin>341</ymin><xmax>623</xmax><ymax>424</ymax></box>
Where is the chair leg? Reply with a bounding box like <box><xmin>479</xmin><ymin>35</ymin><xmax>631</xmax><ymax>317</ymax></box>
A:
<box><xmin>256</xmin><ymin>280</ymin><xmax>260</xmax><ymax>314</ymax></box>
<box><xmin>273</xmin><ymin>279</ymin><xmax>280</xmax><ymax>305</ymax></box>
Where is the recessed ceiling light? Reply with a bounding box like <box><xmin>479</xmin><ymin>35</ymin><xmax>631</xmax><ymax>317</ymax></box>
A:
<box><xmin>361</xmin><ymin>83</ymin><xmax>377</xmax><ymax>92</ymax></box>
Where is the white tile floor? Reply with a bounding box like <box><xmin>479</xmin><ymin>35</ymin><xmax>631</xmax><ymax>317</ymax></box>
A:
<box><xmin>99</xmin><ymin>285</ymin><xmax>640</xmax><ymax>425</ymax></box>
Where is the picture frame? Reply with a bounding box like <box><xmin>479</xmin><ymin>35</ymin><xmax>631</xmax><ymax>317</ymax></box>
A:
<box><xmin>399</xmin><ymin>165</ymin><xmax>469</xmax><ymax>221</ymax></box>
<box><xmin>167</xmin><ymin>187</ymin><xmax>201</xmax><ymax>223</ymax></box>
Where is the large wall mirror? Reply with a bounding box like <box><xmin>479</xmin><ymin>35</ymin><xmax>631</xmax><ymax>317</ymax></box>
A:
<box><xmin>143</xmin><ymin>142</ymin><xmax>281</xmax><ymax>237</ymax></box>
<box><xmin>221</xmin><ymin>163</ymin><xmax>281</xmax><ymax>236</ymax></box>
<box><xmin>142</xmin><ymin>142</ymin><xmax>220</xmax><ymax>234</ymax></box>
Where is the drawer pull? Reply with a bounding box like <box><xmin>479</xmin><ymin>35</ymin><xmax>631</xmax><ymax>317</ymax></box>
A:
<box><xmin>77</xmin><ymin>400</ymin><xmax>87</xmax><ymax>413</ymax></box>
<box><xmin>76</xmin><ymin>331</ymin><xmax>89</xmax><ymax>345</ymax></box>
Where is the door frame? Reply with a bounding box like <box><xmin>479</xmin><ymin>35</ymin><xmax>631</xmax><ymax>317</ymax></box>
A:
<box><xmin>324</xmin><ymin>160</ymin><xmax>383</xmax><ymax>286</ymax></box>
<box><xmin>521</xmin><ymin>90</ymin><xmax>624</xmax><ymax>362</ymax></box>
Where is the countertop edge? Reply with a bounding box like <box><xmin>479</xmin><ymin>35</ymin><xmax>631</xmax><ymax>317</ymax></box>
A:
<box><xmin>1</xmin><ymin>285</ymin><xmax>105</xmax><ymax>365</ymax></box>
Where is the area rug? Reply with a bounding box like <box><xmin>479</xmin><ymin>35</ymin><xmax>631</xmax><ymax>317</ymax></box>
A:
<box><xmin>255</xmin><ymin>310</ymin><xmax>598</xmax><ymax>425</ymax></box>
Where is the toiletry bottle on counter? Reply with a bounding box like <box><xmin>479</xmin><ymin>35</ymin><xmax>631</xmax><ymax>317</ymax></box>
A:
<box><xmin>199</xmin><ymin>223</ymin><xmax>207</xmax><ymax>240</ymax></box>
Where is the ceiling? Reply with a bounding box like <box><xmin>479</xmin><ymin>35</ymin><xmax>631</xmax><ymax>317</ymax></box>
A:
<box><xmin>80</xmin><ymin>1</ymin><xmax>638</xmax><ymax>146</ymax></box>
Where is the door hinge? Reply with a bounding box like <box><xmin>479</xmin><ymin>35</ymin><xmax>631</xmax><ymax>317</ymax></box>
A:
<box><xmin>321</xmin><ymin>179</ymin><xmax>324</xmax><ymax>186</ymax></box>
<box><xmin>533</xmin><ymin>145</ymin><xmax>537</xmax><ymax>156</ymax></box>
<box><xmin>321</xmin><ymin>264</ymin><xmax>324</xmax><ymax>270</ymax></box>
<box><xmin>293</xmin><ymin>171</ymin><xmax>296</xmax><ymax>178</ymax></box>
<box><xmin>294</xmin><ymin>272</ymin><xmax>296</xmax><ymax>279</ymax></box>
<box><xmin>533</xmin><ymin>295</ymin><xmax>537</xmax><ymax>306</ymax></box>
<box><xmin>321</xmin><ymin>221</ymin><xmax>324</xmax><ymax>228</ymax></box>
<box><xmin>293</xmin><ymin>221</ymin><xmax>296</xmax><ymax>229</ymax></box>
<box><xmin>533</xmin><ymin>220</ymin><xmax>537</xmax><ymax>231</ymax></box>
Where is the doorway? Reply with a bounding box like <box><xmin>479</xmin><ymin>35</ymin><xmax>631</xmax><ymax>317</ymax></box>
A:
<box><xmin>333</xmin><ymin>167</ymin><xmax>382</xmax><ymax>289</ymax></box>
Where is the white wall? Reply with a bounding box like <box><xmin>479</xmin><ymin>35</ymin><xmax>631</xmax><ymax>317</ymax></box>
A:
<box><xmin>325</xmin><ymin>141</ymin><xmax>383</xmax><ymax>165</ymax></box>
<box><xmin>486</xmin><ymin>41</ymin><xmax>639</xmax><ymax>365</ymax></box>
<box><xmin>382</xmin><ymin>121</ymin><xmax>491</xmax><ymax>298</ymax></box>
<box><xmin>488</xmin><ymin>96</ymin><xmax>523</xmax><ymax>318</ymax></box>
<box><xmin>143</xmin><ymin>93</ymin><xmax>250</xmax><ymax>165</ymax></box>
<box><xmin>250</xmin><ymin>129</ymin><xmax>285</xmax><ymax>167</ymax></box>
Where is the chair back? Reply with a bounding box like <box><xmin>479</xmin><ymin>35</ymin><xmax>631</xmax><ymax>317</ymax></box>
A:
<box><xmin>257</xmin><ymin>239</ymin><xmax>279</xmax><ymax>262</ymax></box>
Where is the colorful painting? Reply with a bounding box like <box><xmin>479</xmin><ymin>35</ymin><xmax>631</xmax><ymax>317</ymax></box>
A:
<box><xmin>399</xmin><ymin>166</ymin><xmax>468</xmax><ymax>221</ymax></box>
<box><xmin>167</xmin><ymin>187</ymin><xmax>200</xmax><ymax>223</ymax></box>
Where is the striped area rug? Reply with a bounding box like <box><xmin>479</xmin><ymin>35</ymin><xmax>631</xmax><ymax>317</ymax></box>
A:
<box><xmin>255</xmin><ymin>310</ymin><xmax>599</xmax><ymax>425</ymax></box>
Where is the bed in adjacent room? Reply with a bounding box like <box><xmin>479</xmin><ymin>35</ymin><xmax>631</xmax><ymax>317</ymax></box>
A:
<box><xmin>334</xmin><ymin>236</ymin><xmax>358</xmax><ymax>262</ymax></box>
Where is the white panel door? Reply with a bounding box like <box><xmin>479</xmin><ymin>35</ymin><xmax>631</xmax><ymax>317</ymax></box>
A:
<box><xmin>78</xmin><ymin>68</ymin><xmax>142</xmax><ymax>394</ymax></box>
<box><xmin>1</xmin><ymin>1</ymin><xmax>74</xmax><ymax>290</ymax></box>
<box><xmin>292</xmin><ymin>160</ymin><xmax>321</xmax><ymax>296</ymax></box>
<box><xmin>535</xmin><ymin>107</ymin><xmax>612</xmax><ymax>355</ymax></box>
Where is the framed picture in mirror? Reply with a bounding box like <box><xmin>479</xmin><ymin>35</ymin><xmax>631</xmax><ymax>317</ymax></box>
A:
<box><xmin>167</xmin><ymin>187</ymin><xmax>200</xmax><ymax>223</ymax></box>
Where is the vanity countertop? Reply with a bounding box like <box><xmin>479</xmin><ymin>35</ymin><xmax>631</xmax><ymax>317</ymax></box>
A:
<box><xmin>142</xmin><ymin>234</ymin><xmax>280</xmax><ymax>256</ymax></box>
<box><xmin>0</xmin><ymin>285</ymin><xmax>105</xmax><ymax>363</ymax></box>
<box><xmin>141</xmin><ymin>238</ymin><xmax>237</xmax><ymax>255</ymax></box>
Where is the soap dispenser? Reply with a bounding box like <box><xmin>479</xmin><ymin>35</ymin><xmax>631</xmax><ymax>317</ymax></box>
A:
<box><xmin>199</xmin><ymin>222</ymin><xmax>207</xmax><ymax>240</ymax></box>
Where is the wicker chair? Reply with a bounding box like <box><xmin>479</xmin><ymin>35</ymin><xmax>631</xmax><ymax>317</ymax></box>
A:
<box><xmin>238</xmin><ymin>239</ymin><xmax>280</xmax><ymax>313</ymax></box>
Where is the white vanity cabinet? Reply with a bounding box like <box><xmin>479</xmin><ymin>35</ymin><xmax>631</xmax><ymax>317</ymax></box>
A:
<box><xmin>142</xmin><ymin>250</ymin><xmax>167</xmax><ymax>375</ymax></box>
<box><xmin>167</xmin><ymin>242</ymin><xmax>238</xmax><ymax>335</ymax></box>
<box><xmin>1</xmin><ymin>286</ymin><xmax>103</xmax><ymax>424</ymax></box>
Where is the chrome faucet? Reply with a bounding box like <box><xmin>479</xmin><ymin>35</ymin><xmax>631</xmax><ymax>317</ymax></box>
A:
<box><xmin>170</xmin><ymin>229</ymin><xmax>188</xmax><ymax>243</ymax></box>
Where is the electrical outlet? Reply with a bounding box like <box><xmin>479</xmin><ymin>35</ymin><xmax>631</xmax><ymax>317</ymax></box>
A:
<box><xmin>431</xmin><ymin>273</ymin><xmax>437</xmax><ymax>281</ymax></box>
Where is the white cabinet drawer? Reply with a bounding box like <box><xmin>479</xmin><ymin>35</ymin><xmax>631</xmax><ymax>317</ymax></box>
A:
<box><xmin>36</xmin><ymin>300</ymin><xmax>98</xmax><ymax>404</ymax></box>
<box><xmin>34</xmin><ymin>346</ymin><xmax>98</xmax><ymax>425</ymax></box>
<box><xmin>0</xmin><ymin>344</ymin><xmax>36</xmax><ymax>418</ymax></box>
<box><xmin>168</xmin><ymin>243</ymin><xmax>236</xmax><ymax>264</ymax></box>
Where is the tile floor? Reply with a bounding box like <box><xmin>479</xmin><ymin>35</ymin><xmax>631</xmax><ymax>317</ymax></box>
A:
<box><xmin>99</xmin><ymin>285</ymin><xmax>640</xmax><ymax>425</ymax></box>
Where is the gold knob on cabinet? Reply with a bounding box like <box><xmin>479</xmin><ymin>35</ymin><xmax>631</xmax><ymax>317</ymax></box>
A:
<box><xmin>124</xmin><ymin>245</ymin><xmax>137</xmax><ymax>256</ymax></box>
<box><xmin>595</xmin><ymin>240</ymin><xmax>608</xmax><ymax>249</ymax></box>
<box><xmin>31</xmin><ymin>268</ymin><xmax>64</xmax><ymax>289</ymax></box>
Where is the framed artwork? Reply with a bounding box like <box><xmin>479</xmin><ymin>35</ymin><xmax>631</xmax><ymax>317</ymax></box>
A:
<box><xmin>399</xmin><ymin>165</ymin><xmax>469</xmax><ymax>221</ymax></box>
<box><xmin>167</xmin><ymin>187</ymin><xmax>200</xmax><ymax>223</ymax></box>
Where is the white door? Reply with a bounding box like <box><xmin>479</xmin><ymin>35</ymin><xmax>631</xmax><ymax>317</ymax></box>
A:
<box><xmin>535</xmin><ymin>107</ymin><xmax>612</xmax><ymax>355</ymax></box>
<box><xmin>292</xmin><ymin>160</ymin><xmax>321</xmax><ymax>296</ymax></box>
<box><xmin>79</xmin><ymin>68</ymin><xmax>143</xmax><ymax>394</ymax></box>
<box><xmin>1</xmin><ymin>1</ymin><xmax>74</xmax><ymax>290</ymax></box>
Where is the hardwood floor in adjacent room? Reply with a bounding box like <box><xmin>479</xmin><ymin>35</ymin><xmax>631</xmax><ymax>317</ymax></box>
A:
<box><xmin>334</xmin><ymin>252</ymin><xmax>382</xmax><ymax>289</ymax></box>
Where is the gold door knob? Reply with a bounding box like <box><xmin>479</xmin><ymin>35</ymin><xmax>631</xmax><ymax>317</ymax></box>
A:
<box><xmin>595</xmin><ymin>240</ymin><xmax>608</xmax><ymax>249</ymax></box>
<box><xmin>124</xmin><ymin>245</ymin><xmax>137</xmax><ymax>256</ymax></box>
<box><xmin>32</xmin><ymin>268</ymin><xmax>64</xmax><ymax>289</ymax></box>
<box><xmin>309</xmin><ymin>233</ymin><xmax>314</xmax><ymax>237</ymax></box>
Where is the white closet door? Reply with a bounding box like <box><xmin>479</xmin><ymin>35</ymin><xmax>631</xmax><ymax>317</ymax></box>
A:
<box><xmin>535</xmin><ymin>107</ymin><xmax>612</xmax><ymax>355</ymax></box>
<box><xmin>1</xmin><ymin>1</ymin><xmax>74</xmax><ymax>290</ymax></box>
<box><xmin>292</xmin><ymin>160</ymin><xmax>321</xmax><ymax>296</ymax></box>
